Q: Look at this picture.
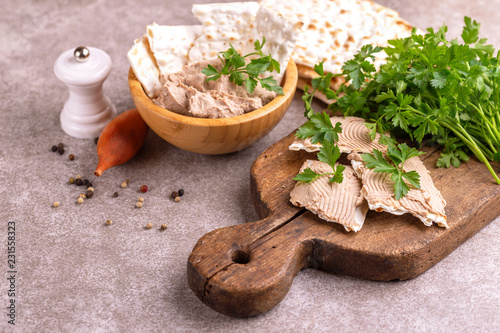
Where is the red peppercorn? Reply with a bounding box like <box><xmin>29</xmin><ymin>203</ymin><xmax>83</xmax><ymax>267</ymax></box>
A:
<box><xmin>140</xmin><ymin>185</ymin><xmax>148</xmax><ymax>193</ymax></box>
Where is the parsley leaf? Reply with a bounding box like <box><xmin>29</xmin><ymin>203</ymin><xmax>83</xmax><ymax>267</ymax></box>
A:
<box><xmin>201</xmin><ymin>37</ymin><xmax>284</xmax><ymax>95</ymax></box>
<box><xmin>362</xmin><ymin>143</ymin><xmax>425</xmax><ymax>200</ymax></box>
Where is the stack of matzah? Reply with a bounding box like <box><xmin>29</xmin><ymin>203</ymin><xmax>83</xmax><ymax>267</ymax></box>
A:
<box><xmin>260</xmin><ymin>0</ymin><xmax>414</xmax><ymax>103</ymax></box>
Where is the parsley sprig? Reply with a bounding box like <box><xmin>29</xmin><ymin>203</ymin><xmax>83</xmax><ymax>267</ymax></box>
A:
<box><xmin>293</xmin><ymin>111</ymin><xmax>345</xmax><ymax>183</ymax></box>
<box><xmin>201</xmin><ymin>37</ymin><xmax>284</xmax><ymax>95</ymax></box>
<box><xmin>361</xmin><ymin>143</ymin><xmax>425</xmax><ymax>200</ymax></box>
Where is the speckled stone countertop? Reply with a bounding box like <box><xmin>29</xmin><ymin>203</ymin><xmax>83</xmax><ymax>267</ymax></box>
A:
<box><xmin>1</xmin><ymin>0</ymin><xmax>499</xmax><ymax>332</ymax></box>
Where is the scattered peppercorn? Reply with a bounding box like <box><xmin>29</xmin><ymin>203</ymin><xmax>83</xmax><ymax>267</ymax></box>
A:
<box><xmin>57</xmin><ymin>147</ymin><xmax>65</xmax><ymax>155</ymax></box>
<box><xmin>113</xmin><ymin>192</ymin><xmax>119</xmax><ymax>198</ymax></box>
<box><xmin>178</xmin><ymin>189</ymin><xmax>185</xmax><ymax>197</ymax></box>
<box><xmin>160</xmin><ymin>223</ymin><xmax>167</xmax><ymax>230</ymax></box>
<box><xmin>86</xmin><ymin>183</ymin><xmax>93</xmax><ymax>189</ymax></box>
<box><xmin>53</xmin><ymin>201</ymin><xmax>60</xmax><ymax>208</ymax></box>
<box><xmin>79</xmin><ymin>193</ymin><xmax>86</xmax><ymax>199</ymax></box>
<box><xmin>69</xmin><ymin>177</ymin><xmax>75</xmax><ymax>184</ymax></box>
<box><xmin>174</xmin><ymin>196</ymin><xmax>181</xmax><ymax>202</ymax></box>
<box><xmin>140</xmin><ymin>185</ymin><xmax>148</xmax><ymax>193</ymax></box>
<box><xmin>125</xmin><ymin>179</ymin><xmax>130</xmax><ymax>184</ymax></box>
<box><xmin>106</xmin><ymin>219</ymin><xmax>112</xmax><ymax>225</ymax></box>
<box><xmin>51</xmin><ymin>145</ymin><xmax>58</xmax><ymax>152</ymax></box>
<box><xmin>136</xmin><ymin>202</ymin><xmax>143</xmax><ymax>208</ymax></box>
<box><xmin>82</xmin><ymin>179</ymin><xmax>89</xmax><ymax>186</ymax></box>
<box><xmin>77</xmin><ymin>197</ymin><xmax>84</xmax><ymax>204</ymax></box>
<box><xmin>75</xmin><ymin>175</ymin><xmax>82</xmax><ymax>179</ymax></box>
<box><xmin>58</xmin><ymin>143</ymin><xmax>64</xmax><ymax>149</ymax></box>
<box><xmin>86</xmin><ymin>190</ymin><xmax>94</xmax><ymax>198</ymax></box>
<box><xmin>146</xmin><ymin>223</ymin><xmax>153</xmax><ymax>229</ymax></box>
<box><xmin>94</xmin><ymin>137</ymin><xmax>99</xmax><ymax>145</ymax></box>
<box><xmin>121</xmin><ymin>182</ymin><xmax>127</xmax><ymax>188</ymax></box>
<box><xmin>171</xmin><ymin>191</ymin><xmax>179</xmax><ymax>199</ymax></box>
<box><xmin>87</xmin><ymin>187</ymin><xmax>94</xmax><ymax>192</ymax></box>
<box><xmin>75</xmin><ymin>178</ymin><xmax>83</xmax><ymax>186</ymax></box>
<box><xmin>138</xmin><ymin>197</ymin><xmax>144</xmax><ymax>202</ymax></box>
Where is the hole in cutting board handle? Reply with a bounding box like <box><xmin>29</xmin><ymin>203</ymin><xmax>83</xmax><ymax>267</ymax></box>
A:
<box><xmin>232</xmin><ymin>249</ymin><xmax>251</xmax><ymax>264</ymax></box>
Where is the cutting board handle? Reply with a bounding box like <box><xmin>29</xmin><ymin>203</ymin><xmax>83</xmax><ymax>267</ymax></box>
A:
<box><xmin>187</xmin><ymin>212</ymin><xmax>309</xmax><ymax>317</ymax></box>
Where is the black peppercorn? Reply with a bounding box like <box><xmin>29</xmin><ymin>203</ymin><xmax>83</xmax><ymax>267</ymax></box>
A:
<box><xmin>171</xmin><ymin>191</ymin><xmax>179</xmax><ymax>199</ymax></box>
<box><xmin>51</xmin><ymin>145</ymin><xmax>58</xmax><ymax>152</ymax></box>
<box><xmin>58</xmin><ymin>143</ymin><xmax>64</xmax><ymax>149</ymax></box>
<box><xmin>87</xmin><ymin>183</ymin><xmax>93</xmax><ymax>189</ymax></box>
<box><xmin>75</xmin><ymin>178</ymin><xmax>83</xmax><ymax>186</ymax></box>
<box><xmin>86</xmin><ymin>190</ymin><xmax>94</xmax><ymax>198</ymax></box>
<box><xmin>57</xmin><ymin>147</ymin><xmax>65</xmax><ymax>155</ymax></box>
<box><xmin>113</xmin><ymin>192</ymin><xmax>119</xmax><ymax>198</ymax></box>
<box><xmin>178</xmin><ymin>189</ymin><xmax>184</xmax><ymax>197</ymax></box>
<box><xmin>82</xmin><ymin>179</ymin><xmax>89</xmax><ymax>186</ymax></box>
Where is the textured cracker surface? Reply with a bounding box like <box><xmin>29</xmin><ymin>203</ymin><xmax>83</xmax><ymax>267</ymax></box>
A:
<box><xmin>1</xmin><ymin>0</ymin><xmax>499</xmax><ymax>332</ymax></box>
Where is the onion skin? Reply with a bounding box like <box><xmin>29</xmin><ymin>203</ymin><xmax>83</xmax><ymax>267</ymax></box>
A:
<box><xmin>94</xmin><ymin>108</ymin><xmax>149</xmax><ymax>177</ymax></box>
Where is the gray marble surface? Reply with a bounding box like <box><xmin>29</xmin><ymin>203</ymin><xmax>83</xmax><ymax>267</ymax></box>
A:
<box><xmin>1</xmin><ymin>0</ymin><xmax>499</xmax><ymax>332</ymax></box>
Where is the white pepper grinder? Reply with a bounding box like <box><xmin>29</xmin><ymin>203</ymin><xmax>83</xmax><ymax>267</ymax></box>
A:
<box><xmin>54</xmin><ymin>46</ymin><xmax>116</xmax><ymax>138</ymax></box>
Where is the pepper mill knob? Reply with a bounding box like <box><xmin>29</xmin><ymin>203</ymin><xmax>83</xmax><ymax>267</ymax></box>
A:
<box><xmin>54</xmin><ymin>46</ymin><xmax>116</xmax><ymax>139</ymax></box>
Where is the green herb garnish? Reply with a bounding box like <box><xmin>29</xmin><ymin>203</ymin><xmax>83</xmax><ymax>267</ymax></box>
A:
<box><xmin>293</xmin><ymin>111</ymin><xmax>345</xmax><ymax>183</ymax></box>
<box><xmin>361</xmin><ymin>143</ymin><xmax>425</xmax><ymax>200</ymax></box>
<box><xmin>201</xmin><ymin>37</ymin><xmax>284</xmax><ymax>95</ymax></box>
<box><xmin>331</xmin><ymin>17</ymin><xmax>500</xmax><ymax>184</ymax></box>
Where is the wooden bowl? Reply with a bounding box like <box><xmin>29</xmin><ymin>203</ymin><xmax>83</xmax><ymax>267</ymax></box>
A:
<box><xmin>128</xmin><ymin>59</ymin><xmax>298</xmax><ymax>155</ymax></box>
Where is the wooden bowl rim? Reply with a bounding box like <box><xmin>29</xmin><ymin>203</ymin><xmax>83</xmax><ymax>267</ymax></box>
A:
<box><xmin>128</xmin><ymin>59</ymin><xmax>298</xmax><ymax>128</ymax></box>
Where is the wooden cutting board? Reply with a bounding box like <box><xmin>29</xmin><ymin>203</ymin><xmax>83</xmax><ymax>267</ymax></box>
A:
<box><xmin>187</xmin><ymin>130</ymin><xmax>500</xmax><ymax>317</ymax></box>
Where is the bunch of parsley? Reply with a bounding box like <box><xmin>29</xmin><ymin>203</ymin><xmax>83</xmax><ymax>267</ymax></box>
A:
<box><xmin>202</xmin><ymin>37</ymin><xmax>284</xmax><ymax>95</ymax></box>
<box><xmin>332</xmin><ymin>17</ymin><xmax>500</xmax><ymax>184</ymax></box>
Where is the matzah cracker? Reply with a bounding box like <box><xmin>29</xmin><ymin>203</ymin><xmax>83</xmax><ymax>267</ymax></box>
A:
<box><xmin>127</xmin><ymin>35</ymin><xmax>162</xmax><ymax>98</ymax></box>
<box><xmin>253</xmin><ymin>5</ymin><xmax>303</xmax><ymax>84</ymax></box>
<box><xmin>290</xmin><ymin>160</ymin><xmax>368</xmax><ymax>232</ymax></box>
<box><xmin>188</xmin><ymin>2</ymin><xmax>260</xmax><ymax>63</ymax></box>
<box><xmin>147</xmin><ymin>23</ymin><xmax>202</xmax><ymax>76</ymax></box>
<box><xmin>260</xmin><ymin>0</ymin><xmax>413</xmax><ymax>81</ymax></box>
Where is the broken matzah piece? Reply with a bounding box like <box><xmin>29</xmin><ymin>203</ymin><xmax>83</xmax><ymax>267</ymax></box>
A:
<box><xmin>252</xmin><ymin>5</ymin><xmax>303</xmax><ymax>84</ymax></box>
<box><xmin>188</xmin><ymin>2</ymin><xmax>261</xmax><ymax>63</ymax></box>
<box><xmin>127</xmin><ymin>35</ymin><xmax>162</xmax><ymax>98</ymax></box>
<box><xmin>290</xmin><ymin>160</ymin><xmax>368</xmax><ymax>232</ymax></box>
<box><xmin>348</xmin><ymin>152</ymin><xmax>448</xmax><ymax>228</ymax></box>
<box><xmin>289</xmin><ymin>116</ymin><xmax>388</xmax><ymax>154</ymax></box>
<box><xmin>147</xmin><ymin>23</ymin><xmax>202</xmax><ymax>76</ymax></box>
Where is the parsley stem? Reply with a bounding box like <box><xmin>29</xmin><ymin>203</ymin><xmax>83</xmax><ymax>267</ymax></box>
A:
<box><xmin>441</xmin><ymin>119</ymin><xmax>500</xmax><ymax>184</ymax></box>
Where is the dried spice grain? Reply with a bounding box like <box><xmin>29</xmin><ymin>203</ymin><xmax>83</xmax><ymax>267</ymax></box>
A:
<box><xmin>77</xmin><ymin>197</ymin><xmax>84</xmax><ymax>204</ymax></box>
<box><xmin>57</xmin><ymin>147</ymin><xmax>65</xmax><ymax>155</ymax></box>
<box><xmin>160</xmin><ymin>223</ymin><xmax>167</xmax><ymax>230</ymax></box>
<box><xmin>138</xmin><ymin>197</ymin><xmax>144</xmax><ymax>202</ymax></box>
<box><xmin>121</xmin><ymin>182</ymin><xmax>127</xmax><ymax>188</ymax></box>
<box><xmin>140</xmin><ymin>185</ymin><xmax>148</xmax><ymax>193</ymax></box>
<box><xmin>82</xmin><ymin>179</ymin><xmax>89</xmax><ymax>186</ymax></box>
<box><xmin>174</xmin><ymin>196</ymin><xmax>181</xmax><ymax>202</ymax></box>
<box><xmin>69</xmin><ymin>177</ymin><xmax>75</xmax><ymax>184</ymax></box>
<box><xmin>113</xmin><ymin>192</ymin><xmax>119</xmax><ymax>198</ymax></box>
<box><xmin>58</xmin><ymin>143</ymin><xmax>64</xmax><ymax>149</ymax></box>
<box><xmin>171</xmin><ymin>191</ymin><xmax>179</xmax><ymax>199</ymax></box>
<box><xmin>135</xmin><ymin>202</ymin><xmax>143</xmax><ymax>208</ymax></box>
<box><xmin>53</xmin><ymin>201</ymin><xmax>60</xmax><ymax>208</ymax></box>
<box><xmin>86</xmin><ymin>190</ymin><xmax>94</xmax><ymax>198</ymax></box>
<box><xmin>106</xmin><ymin>219</ymin><xmax>112</xmax><ymax>225</ymax></box>
<box><xmin>51</xmin><ymin>145</ymin><xmax>58</xmax><ymax>152</ymax></box>
<box><xmin>68</xmin><ymin>154</ymin><xmax>75</xmax><ymax>160</ymax></box>
<box><xmin>75</xmin><ymin>178</ymin><xmax>83</xmax><ymax>186</ymax></box>
<box><xmin>146</xmin><ymin>223</ymin><xmax>153</xmax><ymax>229</ymax></box>
<box><xmin>178</xmin><ymin>189</ymin><xmax>185</xmax><ymax>197</ymax></box>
